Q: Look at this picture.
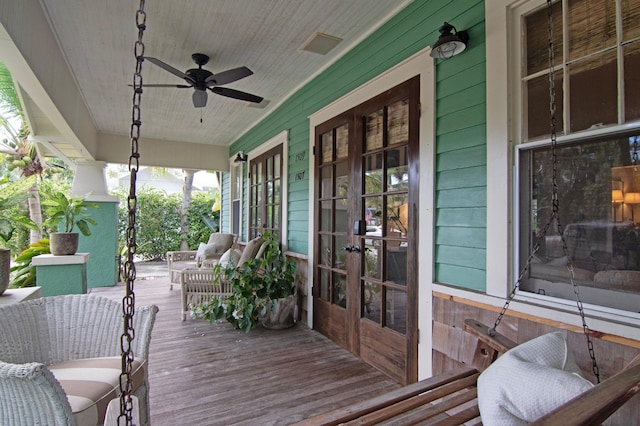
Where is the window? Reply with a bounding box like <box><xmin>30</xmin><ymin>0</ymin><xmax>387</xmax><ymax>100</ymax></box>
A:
<box><xmin>248</xmin><ymin>144</ymin><xmax>283</xmax><ymax>240</ymax></box>
<box><xmin>518</xmin><ymin>0</ymin><xmax>640</xmax><ymax>313</ymax></box>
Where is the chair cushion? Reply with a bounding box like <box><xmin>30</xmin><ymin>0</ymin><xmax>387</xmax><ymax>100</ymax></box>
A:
<box><xmin>207</xmin><ymin>233</ymin><xmax>234</xmax><ymax>250</ymax></box>
<box><xmin>219</xmin><ymin>249</ymin><xmax>242</xmax><ymax>267</ymax></box>
<box><xmin>237</xmin><ymin>236</ymin><xmax>264</xmax><ymax>266</ymax></box>
<box><xmin>477</xmin><ymin>332</ymin><xmax>593</xmax><ymax>425</ymax></box>
<box><xmin>49</xmin><ymin>356</ymin><xmax>146</xmax><ymax>426</ymax></box>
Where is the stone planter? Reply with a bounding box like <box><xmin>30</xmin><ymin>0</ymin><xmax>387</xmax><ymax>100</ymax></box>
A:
<box><xmin>0</xmin><ymin>248</ymin><xmax>9</xmax><ymax>295</ymax></box>
<box><xmin>49</xmin><ymin>232</ymin><xmax>79</xmax><ymax>256</ymax></box>
<box><xmin>261</xmin><ymin>294</ymin><xmax>296</xmax><ymax>329</ymax></box>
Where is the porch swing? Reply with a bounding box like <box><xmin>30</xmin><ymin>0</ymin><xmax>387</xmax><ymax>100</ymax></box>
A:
<box><xmin>296</xmin><ymin>1</ymin><xmax>640</xmax><ymax>425</ymax></box>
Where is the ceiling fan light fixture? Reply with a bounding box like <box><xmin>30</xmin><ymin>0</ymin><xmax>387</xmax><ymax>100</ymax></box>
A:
<box><xmin>301</xmin><ymin>32</ymin><xmax>343</xmax><ymax>55</ymax></box>
<box><xmin>430</xmin><ymin>22</ymin><xmax>469</xmax><ymax>59</ymax></box>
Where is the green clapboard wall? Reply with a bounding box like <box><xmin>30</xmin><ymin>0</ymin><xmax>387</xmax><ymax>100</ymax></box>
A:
<box><xmin>226</xmin><ymin>0</ymin><xmax>487</xmax><ymax>292</ymax></box>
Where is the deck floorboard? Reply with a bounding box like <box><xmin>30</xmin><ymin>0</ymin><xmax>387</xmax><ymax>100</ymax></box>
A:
<box><xmin>90</xmin><ymin>276</ymin><xmax>400</xmax><ymax>425</ymax></box>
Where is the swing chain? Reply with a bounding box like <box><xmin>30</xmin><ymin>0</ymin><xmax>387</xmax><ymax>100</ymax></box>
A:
<box><xmin>633</xmin><ymin>136</ymin><xmax>638</xmax><ymax>166</ymax></box>
<box><xmin>491</xmin><ymin>0</ymin><xmax>600</xmax><ymax>384</ymax></box>
<box><xmin>119</xmin><ymin>1</ymin><xmax>146</xmax><ymax>424</ymax></box>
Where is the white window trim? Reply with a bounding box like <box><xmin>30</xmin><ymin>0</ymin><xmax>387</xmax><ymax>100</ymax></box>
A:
<box><xmin>228</xmin><ymin>160</ymin><xmax>244</xmax><ymax>240</ymax></box>
<box><xmin>245</xmin><ymin>130</ymin><xmax>289</xmax><ymax>247</ymax></box>
<box><xmin>481</xmin><ymin>0</ymin><xmax>640</xmax><ymax>339</ymax></box>
<box><xmin>308</xmin><ymin>46</ymin><xmax>435</xmax><ymax>379</ymax></box>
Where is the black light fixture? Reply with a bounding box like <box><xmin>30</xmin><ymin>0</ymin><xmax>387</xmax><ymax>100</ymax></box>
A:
<box><xmin>429</xmin><ymin>22</ymin><xmax>469</xmax><ymax>59</ymax></box>
<box><xmin>234</xmin><ymin>151</ymin><xmax>248</xmax><ymax>163</ymax></box>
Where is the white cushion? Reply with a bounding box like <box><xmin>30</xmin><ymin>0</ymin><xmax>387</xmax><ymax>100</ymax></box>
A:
<box><xmin>195</xmin><ymin>242</ymin><xmax>207</xmax><ymax>262</ymax></box>
<box><xmin>477</xmin><ymin>332</ymin><xmax>593</xmax><ymax>425</ymax></box>
<box><xmin>219</xmin><ymin>249</ymin><xmax>242</xmax><ymax>267</ymax></box>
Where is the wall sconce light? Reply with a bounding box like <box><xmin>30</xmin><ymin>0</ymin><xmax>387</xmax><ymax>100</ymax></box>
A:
<box><xmin>234</xmin><ymin>151</ymin><xmax>248</xmax><ymax>163</ymax></box>
<box><xmin>429</xmin><ymin>22</ymin><xmax>469</xmax><ymax>59</ymax></box>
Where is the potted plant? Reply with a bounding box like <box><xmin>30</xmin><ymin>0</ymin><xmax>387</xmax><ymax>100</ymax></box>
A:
<box><xmin>42</xmin><ymin>192</ymin><xmax>98</xmax><ymax>255</ymax></box>
<box><xmin>193</xmin><ymin>231</ymin><xmax>297</xmax><ymax>332</ymax></box>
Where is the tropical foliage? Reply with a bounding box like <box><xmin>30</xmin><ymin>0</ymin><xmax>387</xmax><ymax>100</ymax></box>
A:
<box><xmin>41</xmin><ymin>191</ymin><xmax>98</xmax><ymax>236</ymax></box>
<box><xmin>114</xmin><ymin>186</ymin><xmax>219</xmax><ymax>261</ymax></box>
<box><xmin>10</xmin><ymin>239</ymin><xmax>50</xmax><ymax>288</ymax></box>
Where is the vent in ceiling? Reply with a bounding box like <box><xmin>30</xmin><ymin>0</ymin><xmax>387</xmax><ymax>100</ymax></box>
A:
<box><xmin>300</xmin><ymin>32</ymin><xmax>343</xmax><ymax>55</ymax></box>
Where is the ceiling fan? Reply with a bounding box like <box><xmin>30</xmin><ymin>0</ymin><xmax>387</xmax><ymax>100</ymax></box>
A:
<box><xmin>142</xmin><ymin>53</ymin><xmax>263</xmax><ymax>108</ymax></box>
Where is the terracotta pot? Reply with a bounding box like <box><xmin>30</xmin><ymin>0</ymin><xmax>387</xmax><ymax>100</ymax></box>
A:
<box><xmin>49</xmin><ymin>232</ymin><xmax>79</xmax><ymax>256</ymax></box>
<box><xmin>0</xmin><ymin>248</ymin><xmax>9</xmax><ymax>295</ymax></box>
<box><xmin>261</xmin><ymin>294</ymin><xmax>296</xmax><ymax>329</ymax></box>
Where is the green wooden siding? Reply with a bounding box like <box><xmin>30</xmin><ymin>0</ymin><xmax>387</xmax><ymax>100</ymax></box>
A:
<box><xmin>226</xmin><ymin>0</ymin><xmax>487</xmax><ymax>291</ymax></box>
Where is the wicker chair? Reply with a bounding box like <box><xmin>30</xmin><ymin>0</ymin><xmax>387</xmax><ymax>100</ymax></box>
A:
<box><xmin>0</xmin><ymin>294</ymin><xmax>158</xmax><ymax>426</ymax></box>
<box><xmin>167</xmin><ymin>233</ymin><xmax>237</xmax><ymax>289</ymax></box>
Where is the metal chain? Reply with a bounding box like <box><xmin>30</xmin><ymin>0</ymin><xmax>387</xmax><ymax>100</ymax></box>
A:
<box><xmin>490</xmin><ymin>0</ymin><xmax>600</xmax><ymax>383</ymax></box>
<box><xmin>119</xmin><ymin>1</ymin><xmax>146</xmax><ymax>424</ymax></box>
<box><xmin>633</xmin><ymin>136</ymin><xmax>638</xmax><ymax>166</ymax></box>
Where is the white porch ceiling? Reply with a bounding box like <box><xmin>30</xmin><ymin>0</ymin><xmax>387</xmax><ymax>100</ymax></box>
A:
<box><xmin>1</xmin><ymin>0</ymin><xmax>412</xmax><ymax>168</ymax></box>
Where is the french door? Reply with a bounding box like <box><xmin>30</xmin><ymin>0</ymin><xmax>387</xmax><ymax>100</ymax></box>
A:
<box><xmin>313</xmin><ymin>77</ymin><xmax>419</xmax><ymax>385</ymax></box>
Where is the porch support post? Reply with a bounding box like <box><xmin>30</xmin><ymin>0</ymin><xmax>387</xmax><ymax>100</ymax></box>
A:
<box><xmin>71</xmin><ymin>161</ymin><xmax>120</xmax><ymax>287</ymax></box>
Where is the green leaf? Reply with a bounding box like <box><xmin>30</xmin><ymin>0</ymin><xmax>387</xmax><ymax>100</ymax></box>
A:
<box><xmin>0</xmin><ymin>218</ymin><xmax>14</xmax><ymax>242</ymax></box>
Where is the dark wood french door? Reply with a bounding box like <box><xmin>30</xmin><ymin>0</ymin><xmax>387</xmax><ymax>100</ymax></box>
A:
<box><xmin>313</xmin><ymin>77</ymin><xmax>419</xmax><ymax>385</ymax></box>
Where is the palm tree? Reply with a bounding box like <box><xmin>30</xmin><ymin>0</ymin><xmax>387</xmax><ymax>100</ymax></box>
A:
<box><xmin>0</xmin><ymin>62</ymin><xmax>44</xmax><ymax>243</ymax></box>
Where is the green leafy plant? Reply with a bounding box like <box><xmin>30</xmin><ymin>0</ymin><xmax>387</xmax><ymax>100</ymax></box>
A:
<box><xmin>193</xmin><ymin>231</ymin><xmax>297</xmax><ymax>333</ymax></box>
<box><xmin>42</xmin><ymin>191</ymin><xmax>98</xmax><ymax>236</ymax></box>
<box><xmin>0</xmin><ymin>176</ymin><xmax>38</xmax><ymax>246</ymax></box>
<box><xmin>10</xmin><ymin>238</ymin><xmax>50</xmax><ymax>288</ymax></box>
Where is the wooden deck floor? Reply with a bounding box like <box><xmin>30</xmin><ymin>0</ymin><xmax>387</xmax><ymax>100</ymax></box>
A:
<box><xmin>89</xmin><ymin>276</ymin><xmax>400</xmax><ymax>425</ymax></box>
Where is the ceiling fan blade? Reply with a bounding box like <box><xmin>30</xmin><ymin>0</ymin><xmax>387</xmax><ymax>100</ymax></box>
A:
<box><xmin>205</xmin><ymin>66</ymin><xmax>253</xmax><ymax>86</ymax></box>
<box><xmin>193</xmin><ymin>90</ymin><xmax>208</xmax><ymax>108</ymax></box>
<box><xmin>145</xmin><ymin>56</ymin><xmax>195</xmax><ymax>84</ymax></box>
<box><xmin>137</xmin><ymin>84</ymin><xmax>192</xmax><ymax>88</ymax></box>
<box><xmin>211</xmin><ymin>87</ymin><xmax>263</xmax><ymax>103</ymax></box>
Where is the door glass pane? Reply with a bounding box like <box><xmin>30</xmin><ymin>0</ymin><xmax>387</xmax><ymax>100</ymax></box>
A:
<box><xmin>319</xmin><ymin>234</ymin><xmax>331</xmax><ymax>266</ymax></box>
<box><xmin>386</xmin><ymin>193</ymin><xmax>409</xmax><ymax>238</ymax></box>
<box><xmin>387</xmin><ymin>148</ymin><xmax>408</xmax><ymax>191</ymax></box>
<box><xmin>336</xmin><ymin>124</ymin><xmax>349</xmax><ymax>159</ymax></box>
<box><xmin>335</xmin><ymin>202</ymin><xmax>348</xmax><ymax>233</ymax></box>
<box><xmin>273</xmin><ymin>205</ymin><xmax>280</xmax><ymax>229</ymax></box>
<box><xmin>364</xmin><ymin>153</ymin><xmax>383</xmax><ymax>194</ymax></box>
<box><xmin>335</xmin><ymin>234</ymin><xmax>348</xmax><ymax>269</ymax></box>
<box><xmin>362</xmin><ymin>280</ymin><xmax>381</xmax><ymax>323</ymax></box>
<box><xmin>274</xmin><ymin>153</ymin><xmax>281</xmax><ymax>178</ymax></box>
<box><xmin>386</xmin><ymin>288</ymin><xmax>406</xmax><ymax>334</ymax></box>
<box><xmin>320</xmin><ymin>200</ymin><xmax>332</xmax><ymax>231</ymax></box>
<box><xmin>333</xmin><ymin>272</ymin><xmax>347</xmax><ymax>307</ymax></box>
<box><xmin>388</xmin><ymin>99</ymin><xmax>409</xmax><ymax>146</ymax></box>
<box><xmin>363</xmin><ymin>239</ymin><xmax>381</xmax><ymax>279</ymax></box>
<box><xmin>266</xmin><ymin>155</ymin><xmax>273</xmax><ymax>180</ymax></box>
<box><xmin>335</xmin><ymin>161</ymin><xmax>349</xmax><ymax>198</ymax></box>
<box><xmin>569</xmin><ymin>51</ymin><xmax>617</xmax><ymax>132</ymax></box>
<box><xmin>320</xmin><ymin>166</ymin><xmax>332</xmax><ymax>198</ymax></box>
<box><xmin>366</xmin><ymin>109</ymin><xmax>384</xmax><ymax>151</ymax></box>
<box><xmin>321</xmin><ymin>131</ymin><xmax>333</xmax><ymax>164</ymax></box>
<box><xmin>274</xmin><ymin>179</ymin><xmax>281</xmax><ymax>203</ymax></box>
<box><xmin>319</xmin><ymin>268</ymin><xmax>330</xmax><ymax>301</ymax></box>
<box><xmin>386</xmin><ymin>241</ymin><xmax>407</xmax><ymax>285</ymax></box>
<box><xmin>365</xmin><ymin>196</ymin><xmax>382</xmax><ymax>228</ymax></box>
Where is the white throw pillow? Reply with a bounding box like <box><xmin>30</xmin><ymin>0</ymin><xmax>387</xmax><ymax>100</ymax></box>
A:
<box><xmin>219</xmin><ymin>249</ymin><xmax>242</xmax><ymax>267</ymax></box>
<box><xmin>477</xmin><ymin>332</ymin><xmax>593</xmax><ymax>425</ymax></box>
<box><xmin>195</xmin><ymin>243</ymin><xmax>207</xmax><ymax>262</ymax></box>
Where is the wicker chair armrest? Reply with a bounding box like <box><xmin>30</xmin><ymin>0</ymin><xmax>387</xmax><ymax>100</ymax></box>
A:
<box><xmin>0</xmin><ymin>361</ymin><xmax>75</xmax><ymax>425</ymax></box>
<box><xmin>167</xmin><ymin>251</ymin><xmax>197</xmax><ymax>264</ymax></box>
